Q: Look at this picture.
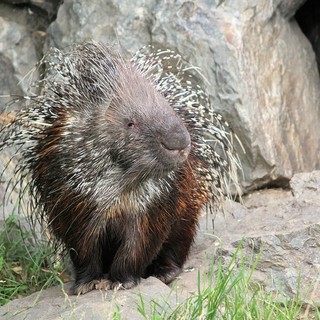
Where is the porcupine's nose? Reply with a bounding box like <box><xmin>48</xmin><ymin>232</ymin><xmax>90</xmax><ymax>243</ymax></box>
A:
<box><xmin>159</xmin><ymin>117</ymin><xmax>191</xmax><ymax>166</ymax></box>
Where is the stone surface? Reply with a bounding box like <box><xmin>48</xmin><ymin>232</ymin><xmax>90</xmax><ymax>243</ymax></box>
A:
<box><xmin>1</xmin><ymin>171</ymin><xmax>319</xmax><ymax>318</ymax></box>
<box><xmin>0</xmin><ymin>2</ymin><xmax>53</xmax><ymax>223</ymax></box>
<box><xmin>278</xmin><ymin>0</ymin><xmax>307</xmax><ymax>18</ymax></box>
<box><xmin>213</xmin><ymin>171</ymin><xmax>320</xmax><ymax>302</ymax></box>
<box><xmin>1</xmin><ymin>0</ymin><xmax>320</xmax><ymax>190</ymax></box>
<box><xmin>2</xmin><ymin>0</ymin><xmax>60</xmax><ymax>20</ymax></box>
<box><xmin>296</xmin><ymin>0</ymin><xmax>320</xmax><ymax>74</ymax></box>
<box><xmin>45</xmin><ymin>0</ymin><xmax>320</xmax><ymax>190</ymax></box>
<box><xmin>0</xmin><ymin>277</ymin><xmax>178</xmax><ymax>320</ymax></box>
<box><xmin>45</xmin><ymin>0</ymin><xmax>156</xmax><ymax>52</ymax></box>
<box><xmin>0</xmin><ymin>3</ymin><xmax>48</xmax><ymax>110</ymax></box>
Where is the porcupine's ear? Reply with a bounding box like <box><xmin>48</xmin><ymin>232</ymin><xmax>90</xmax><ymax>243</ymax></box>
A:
<box><xmin>32</xmin><ymin>41</ymin><xmax>122</xmax><ymax>114</ymax></box>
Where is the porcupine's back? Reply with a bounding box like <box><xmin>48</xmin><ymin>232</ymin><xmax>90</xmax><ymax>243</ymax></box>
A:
<box><xmin>0</xmin><ymin>41</ymin><xmax>242</xmax><ymax>247</ymax></box>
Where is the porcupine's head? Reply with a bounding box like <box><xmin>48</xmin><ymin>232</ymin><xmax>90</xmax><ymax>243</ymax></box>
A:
<box><xmin>41</xmin><ymin>42</ymin><xmax>192</xmax><ymax>191</ymax></box>
<box><xmin>96</xmin><ymin>53</ymin><xmax>192</xmax><ymax>184</ymax></box>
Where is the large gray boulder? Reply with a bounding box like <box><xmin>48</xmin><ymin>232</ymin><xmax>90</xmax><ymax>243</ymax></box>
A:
<box><xmin>46</xmin><ymin>0</ymin><xmax>320</xmax><ymax>189</ymax></box>
<box><xmin>1</xmin><ymin>0</ymin><xmax>319</xmax><ymax>190</ymax></box>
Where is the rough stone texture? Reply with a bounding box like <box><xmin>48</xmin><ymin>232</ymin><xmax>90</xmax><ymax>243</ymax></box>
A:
<box><xmin>0</xmin><ymin>2</ymin><xmax>54</xmax><ymax>224</ymax></box>
<box><xmin>45</xmin><ymin>0</ymin><xmax>320</xmax><ymax>189</ymax></box>
<box><xmin>214</xmin><ymin>170</ymin><xmax>320</xmax><ymax>303</ymax></box>
<box><xmin>1</xmin><ymin>171</ymin><xmax>319</xmax><ymax>318</ymax></box>
<box><xmin>0</xmin><ymin>277</ymin><xmax>180</xmax><ymax>320</ymax></box>
<box><xmin>2</xmin><ymin>0</ymin><xmax>61</xmax><ymax>20</ymax></box>
<box><xmin>45</xmin><ymin>0</ymin><xmax>156</xmax><ymax>52</ymax></box>
<box><xmin>0</xmin><ymin>3</ymin><xmax>47</xmax><ymax>111</ymax></box>
<box><xmin>278</xmin><ymin>0</ymin><xmax>307</xmax><ymax>18</ymax></box>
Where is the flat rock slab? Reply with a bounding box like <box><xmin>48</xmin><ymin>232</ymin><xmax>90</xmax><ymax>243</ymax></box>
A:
<box><xmin>1</xmin><ymin>171</ymin><xmax>319</xmax><ymax>319</ymax></box>
<box><xmin>0</xmin><ymin>277</ymin><xmax>182</xmax><ymax>320</ymax></box>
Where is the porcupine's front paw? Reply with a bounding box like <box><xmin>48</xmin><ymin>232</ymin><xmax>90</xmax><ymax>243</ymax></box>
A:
<box><xmin>95</xmin><ymin>278</ymin><xmax>139</xmax><ymax>291</ymax></box>
<box><xmin>70</xmin><ymin>278</ymin><xmax>104</xmax><ymax>295</ymax></box>
<box><xmin>70</xmin><ymin>277</ymin><xmax>139</xmax><ymax>294</ymax></box>
<box><xmin>106</xmin><ymin>276</ymin><xmax>140</xmax><ymax>290</ymax></box>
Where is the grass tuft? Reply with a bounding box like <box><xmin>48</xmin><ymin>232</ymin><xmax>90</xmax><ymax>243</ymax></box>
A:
<box><xmin>137</xmin><ymin>244</ymin><xmax>320</xmax><ymax>320</ymax></box>
<box><xmin>0</xmin><ymin>215</ymin><xmax>64</xmax><ymax>306</ymax></box>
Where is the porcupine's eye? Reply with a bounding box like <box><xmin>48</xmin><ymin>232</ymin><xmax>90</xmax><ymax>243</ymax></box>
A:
<box><xmin>127</xmin><ymin>121</ymin><xmax>134</xmax><ymax>128</ymax></box>
<box><xmin>126</xmin><ymin>118</ymin><xmax>137</xmax><ymax>129</ymax></box>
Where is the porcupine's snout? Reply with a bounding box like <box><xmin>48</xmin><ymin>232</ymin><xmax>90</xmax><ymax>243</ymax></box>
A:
<box><xmin>158</xmin><ymin>116</ymin><xmax>191</xmax><ymax>167</ymax></box>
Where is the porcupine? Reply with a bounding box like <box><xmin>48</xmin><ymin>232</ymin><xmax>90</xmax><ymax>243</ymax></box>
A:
<box><xmin>0</xmin><ymin>41</ymin><xmax>242</xmax><ymax>295</ymax></box>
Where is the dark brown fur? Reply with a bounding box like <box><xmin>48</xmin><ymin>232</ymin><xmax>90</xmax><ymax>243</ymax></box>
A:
<box><xmin>34</xmin><ymin>114</ymin><xmax>207</xmax><ymax>294</ymax></box>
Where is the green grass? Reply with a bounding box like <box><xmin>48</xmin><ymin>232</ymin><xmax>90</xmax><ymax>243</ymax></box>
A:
<box><xmin>137</xmin><ymin>245</ymin><xmax>320</xmax><ymax>320</ymax></box>
<box><xmin>0</xmin><ymin>215</ymin><xmax>63</xmax><ymax>306</ymax></box>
